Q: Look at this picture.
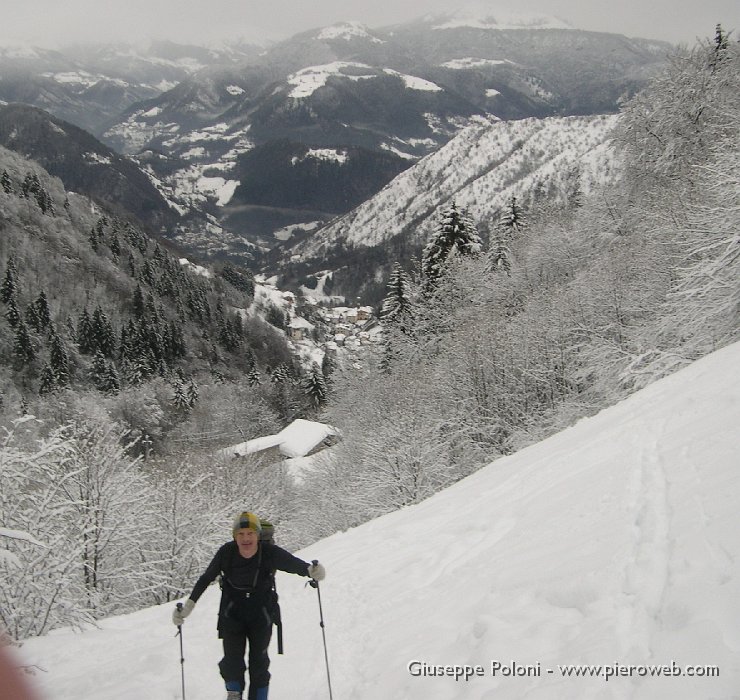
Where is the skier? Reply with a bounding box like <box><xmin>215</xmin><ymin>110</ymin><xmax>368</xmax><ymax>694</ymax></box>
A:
<box><xmin>172</xmin><ymin>511</ymin><xmax>326</xmax><ymax>700</ymax></box>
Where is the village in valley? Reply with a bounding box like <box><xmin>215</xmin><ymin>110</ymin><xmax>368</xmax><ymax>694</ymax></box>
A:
<box><xmin>252</xmin><ymin>277</ymin><xmax>382</xmax><ymax>356</ymax></box>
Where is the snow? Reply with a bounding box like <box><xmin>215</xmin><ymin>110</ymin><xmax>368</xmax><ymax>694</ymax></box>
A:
<box><xmin>292</xmin><ymin>148</ymin><xmax>348</xmax><ymax>165</ymax></box>
<box><xmin>0</xmin><ymin>528</ymin><xmax>46</xmax><ymax>547</ymax></box>
<box><xmin>285</xmin><ymin>63</ymin><xmax>442</xmax><ymax>98</ymax></box>
<box><xmin>17</xmin><ymin>342</ymin><xmax>740</xmax><ymax>699</ymax></box>
<box><xmin>83</xmin><ymin>152</ymin><xmax>113</xmax><ymax>165</ymax></box>
<box><xmin>220</xmin><ymin>419</ymin><xmax>337</xmax><ymax>460</ymax></box>
<box><xmin>286</xmin><ymin>61</ymin><xmax>374</xmax><ymax>99</ymax></box>
<box><xmin>384</xmin><ymin>69</ymin><xmax>443</xmax><ymax>92</ymax></box>
<box><xmin>196</xmin><ymin>175</ymin><xmax>239</xmax><ymax>206</ymax></box>
<box><xmin>317</xmin><ymin>22</ymin><xmax>383</xmax><ymax>44</ymax></box>
<box><xmin>272</xmin><ymin>220</ymin><xmax>322</xmax><ymax>242</ymax></box>
<box><xmin>225</xmin><ymin>85</ymin><xmax>244</xmax><ymax>96</ymax></box>
<box><xmin>178</xmin><ymin>258</ymin><xmax>212</xmax><ymax>278</ymax></box>
<box><xmin>272</xmin><ymin>419</ymin><xmax>336</xmax><ymax>459</ymax></box>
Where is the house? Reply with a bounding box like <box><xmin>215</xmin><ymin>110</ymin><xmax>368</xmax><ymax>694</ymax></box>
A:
<box><xmin>288</xmin><ymin>315</ymin><xmax>314</xmax><ymax>341</ymax></box>
<box><xmin>219</xmin><ymin>419</ymin><xmax>339</xmax><ymax>461</ymax></box>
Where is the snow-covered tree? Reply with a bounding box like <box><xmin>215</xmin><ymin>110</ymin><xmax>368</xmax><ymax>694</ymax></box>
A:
<box><xmin>302</xmin><ymin>362</ymin><xmax>328</xmax><ymax>410</ymax></box>
<box><xmin>0</xmin><ymin>169</ymin><xmax>12</xmax><ymax>194</ymax></box>
<box><xmin>381</xmin><ymin>263</ymin><xmax>415</xmax><ymax>331</ymax></box>
<box><xmin>498</xmin><ymin>195</ymin><xmax>527</xmax><ymax>236</ymax></box>
<box><xmin>90</xmin><ymin>352</ymin><xmax>120</xmax><ymax>394</ymax></box>
<box><xmin>421</xmin><ymin>202</ymin><xmax>482</xmax><ymax>292</ymax></box>
<box><xmin>487</xmin><ymin>196</ymin><xmax>527</xmax><ymax>274</ymax></box>
<box><xmin>0</xmin><ymin>256</ymin><xmax>18</xmax><ymax>305</ymax></box>
<box><xmin>12</xmin><ymin>319</ymin><xmax>35</xmax><ymax>369</ymax></box>
<box><xmin>247</xmin><ymin>365</ymin><xmax>261</xmax><ymax>386</ymax></box>
<box><xmin>0</xmin><ymin>422</ymin><xmax>91</xmax><ymax>638</ymax></box>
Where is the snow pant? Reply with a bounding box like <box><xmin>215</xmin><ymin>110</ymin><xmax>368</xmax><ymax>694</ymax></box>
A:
<box><xmin>218</xmin><ymin>610</ymin><xmax>272</xmax><ymax>700</ymax></box>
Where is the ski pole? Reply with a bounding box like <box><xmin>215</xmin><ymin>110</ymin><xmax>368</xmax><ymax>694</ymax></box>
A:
<box><xmin>175</xmin><ymin>602</ymin><xmax>186</xmax><ymax>700</ymax></box>
<box><xmin>309</xmin><ymin>561</ymin><xmax>334</xmax><ymax>700</ymax></box>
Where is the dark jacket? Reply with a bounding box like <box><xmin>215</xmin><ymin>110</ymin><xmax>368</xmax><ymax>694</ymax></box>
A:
<box><xmin>189</xmin><ymin>540</ymin><xmax>310</xmax><ymax>635</ymax></box>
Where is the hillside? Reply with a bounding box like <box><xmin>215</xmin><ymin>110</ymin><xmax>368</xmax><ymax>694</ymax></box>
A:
<box><xmin>0</xmin><ymin>144</ymin><xmax>299</xmax><ymax>435</ymax></box>
<box><xmin>17</xmin><ymin>341</ymin><xmax>740</xmax><ymax>700</ymax></box>
<box><xmin>0</xmin><ymin>103</ymin><xmax>180</xmax><ymax>233</ymax></box>
<box><xmin>275</xmin><ymin>112</ymin><xmax>619</xmax><ymax>300</ymax></box>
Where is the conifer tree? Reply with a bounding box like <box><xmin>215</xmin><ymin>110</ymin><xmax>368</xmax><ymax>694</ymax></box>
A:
<box><xmin>171</xmin><ymin>380</ymin><xmax>192</xmax><ymax>411</ymax></box>
<box><xmin>36</xmin><ymin>187</ymin><xmax>54</xmax><ymax>215</ymax></box>
<box><xmin>422</xmin><ymin>202</ymin><xmax>482</xmax><ymax>292</ymax></box>
<box><xmin>186</xmin><ymin>379</ymin><xmax>199</xmax><ymax>408</ymax></box>
<box><xmin>49</xmin><ymin>326</ymin><xmax>70</xmax><ymax>387</ymax></box>
<box><xmin>247</xmin><ymin>365</ymin><xmax>261</xmax><ymax>387</ymax></box>
<box><xmin>711</xmin><ymin>23</ymin><xmax>729</xmax><ymax>69</ymax></box>
<box><xmin>132</xmin><ymin>285</ymin><xmax>145</xmax><ymax>319</ymax></box>
<box><xmin>381</xmin><ymin>263</ymin><xmax>415</xmax><ymax>334</ymax></box>
<box><xmin>89</xmin><ymin>226</ymin><xmax>100</xmax><ymax>253</ymax></box>
<box><xmin>38</xmin><ymin>364</ymin><xmax>57</xmax><ymax>396</ymax></box>
<box><xmin>13</xmin><ymin>320</ymin><xmax>35</xmax><ymax>368</ymax></box>
<box><xmin>1</xmin><ymin>256</ymin><xmax>18</xmax><ymax>304</ymax></box>
<box><xmin>169</xmin><ymin>320</ymin><xmax>186</xmax><ymax>359</ymax></box>
<box><xmin>76</xmin><ymin>308</ymin><xmax>96</xmax><ymax>354</ymax></box>
<box><xmin>486</xmin><ymin>237</ymin><xmax>512</xmax><ymax>275</ymax></box>
<box><xmin>380</xmin><ymin>263</ymin><xmax>417</xmax><ymax>373</ymax></box>
<box><xmin>25</xmin><ymin>303</ymin><xmax>42</xmax><ymax>333</ymax></box>
<box><xmin>487</xmin><ymin>196</ymin><xmax>526</xmax><ymax>274</ymax></box>
<box><xmin>1</xmin><ymin>169</ymin><xmax>12</xmax><ymax>194</ymax></box>
<box><xmin>92</xmin><ymin>306</ymin><xmax>116</xmax><ymax>358</ymax></box>
<box><xmin>21</xmin><ymin>173</ymin><xmax>41</xmax><ymax>199</ymax></box>
<box><xmin>90</xmin><ymin>352</ymin><xmax>119</xmax><ymax>394</ymax></box>
<box><xmin>303</xmin><ymin>362</ymin><xmax>329</xmax><ymax>409</ymax></box>
<box><xmin>271</xmin><ymin>364</ymin><xmax>290</xmax><ymax>383</ymax></box>
<box><xmin>5</xmin><ymin>296</ymin><xmax>21</xmax><ymax>328</ymax></box>
<box><xmin>498</xmin><ymin>195</ymin><xmax>526</xmax><ymax>237</ymax></box>
<box><xmin>33</xmin><ymin>291</ymin><xmax>52</xmax><ymax>332</ymax></box>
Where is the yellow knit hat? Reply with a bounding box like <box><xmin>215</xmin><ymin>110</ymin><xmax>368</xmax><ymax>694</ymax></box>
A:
<box><xmin>232</xmin><ymin>511</ymin><xmax>262</xmax><ymax>536</ymax></box>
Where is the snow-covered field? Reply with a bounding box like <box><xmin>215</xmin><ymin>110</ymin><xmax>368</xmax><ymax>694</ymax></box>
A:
<box><xmin>17</xmin><ymin>342</ymin><xmax>740</xmax><ymax>699</ymax></box>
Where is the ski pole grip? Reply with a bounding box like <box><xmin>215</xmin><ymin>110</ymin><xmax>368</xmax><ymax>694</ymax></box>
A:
<box><xmin>176</xmin><ymin>602</ymin><xmax>183</xmax><ymax>611</ymax></box>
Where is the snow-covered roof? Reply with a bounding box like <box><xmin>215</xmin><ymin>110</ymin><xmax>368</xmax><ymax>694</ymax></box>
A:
<box><xmin>220</xmin><ymin>433</ymin><xmax>282</xmax><ymax>458</ymax></box>
<box><xmin>220</xmin><ymin>419</ymin><xmax>338</xmax><ymax>460</ymax></box>
<box><xmin>277</xmin><ymin>419</ymin><xmax>337</xmax><ymax>458</ymax></box>
<box><xmin>289</xmin><ymin>316</ymin><xmax>314</xmax><ymax>330</ymax></box>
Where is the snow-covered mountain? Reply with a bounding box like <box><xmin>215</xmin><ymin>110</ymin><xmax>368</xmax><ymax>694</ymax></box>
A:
<box><xmin>0</xmin><ymin>16</ymin><xmax>670</xmax><ymax>275</ymax></box>
<box><xmin>17</xmin><ymin>340</ymin><xmax>740</xmax><ymax>699</ymax></box>
<box><xmin>96</xmin><ymin>15</ymin><xmax>668</xmax><ymax>255</ymax></box>
<box><xmin>0</xmin><ymin>40</ymin><xmax>262</xmax><ymax>135</ymax></box>
<box><xmin>273</xmin><ymin>112</ymin><xmax>619</xmax><ymax>300</ymax></box>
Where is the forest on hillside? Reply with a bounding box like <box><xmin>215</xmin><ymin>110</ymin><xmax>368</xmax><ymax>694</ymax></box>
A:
<box><xmin>1</xmin><ymin>31</ymin><xmax>738</xmax><ymax>641</ymax></box>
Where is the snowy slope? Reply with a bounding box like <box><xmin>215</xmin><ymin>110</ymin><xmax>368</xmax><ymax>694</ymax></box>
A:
<box><xmin>18</xmin><ymin>342</ymin><xmax>740</xmax><ymax>700</ymax></box>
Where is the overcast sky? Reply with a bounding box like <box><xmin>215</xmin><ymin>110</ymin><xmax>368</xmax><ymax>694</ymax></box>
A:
<box><xmin>1</xmin><ymin>0</ymin><xmax>737</xmax><ymax>48</ymax></box>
